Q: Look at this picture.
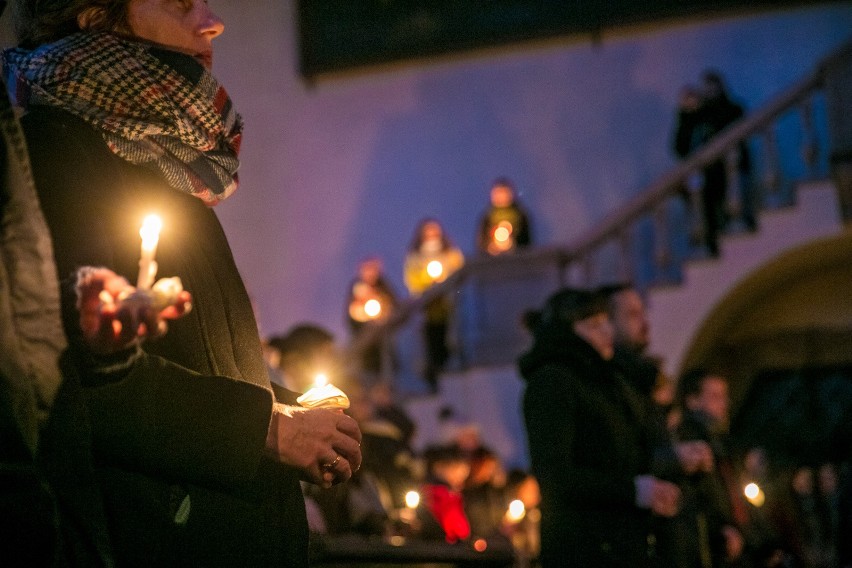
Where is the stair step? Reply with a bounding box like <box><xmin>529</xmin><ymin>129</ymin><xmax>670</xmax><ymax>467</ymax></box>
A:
<box><xmin>647</xmin><ymin>180</ymin><xmax>843</xmax><ymax>377</ymax></box>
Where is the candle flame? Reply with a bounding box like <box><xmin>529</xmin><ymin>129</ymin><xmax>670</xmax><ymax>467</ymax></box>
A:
<box><xmin>494</xmin><ymin>221</ymin><xmax>513</xmax><ymax>243</ymax></box>
<box><xmin>744</xmin><ymin>482</ymin><xmax>765</xmax><ymax>507</ymax></box>
<box><xmin>506</xmin><ymin>499</ymin><xmax>526</xmax><ymax>522</ymax></box>
<box><xmin>404</xmin><ymin>490</ymin><xmax>420</xmax><ymax>509</ymax></box>
<box><xmin>313</xmin><ymin>373</ymin><xmax>329</xmax><ymax>388</ymax></box>
<box><xmin>364</xmin><ymin>299</ymin><xmax>382</xmax><ymax>318</ymax></box>
<box><xmin>426</xmin><ymin>260</ymin><xmax>443</xmax><ymax>279</ymax></box>
<box><xmin>140</xmin><ymin>214</ymin><xmax>163</xmax><ymax>252</ymax></box>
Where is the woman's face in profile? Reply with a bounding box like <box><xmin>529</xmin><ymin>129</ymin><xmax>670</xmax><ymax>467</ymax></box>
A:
<box><xmin>572</xmin><ymin>312</ymin><xmax>614</xmax><ymax>361</ymax></box>
<box><xmin>127</xmin><ymin>0</ymin><xmax>224</xmax><ymax>69</ymax></box>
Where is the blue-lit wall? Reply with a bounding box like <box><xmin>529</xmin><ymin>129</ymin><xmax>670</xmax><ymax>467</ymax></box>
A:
<box><xmin>208</xmin><ymin>2</ymin><xmax>851</xmax><ymax>344</ymax></box>
<box><xmin>5</xmin><ymin>4</ymin><xmax>847</xmax><ymax>345</ymax></box>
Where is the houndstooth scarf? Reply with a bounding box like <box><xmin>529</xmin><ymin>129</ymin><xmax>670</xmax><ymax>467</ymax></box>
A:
<box><xmin>2</xmin><ymin>32</ymin><xmax>243</xmax><ymax>205</ymax></box>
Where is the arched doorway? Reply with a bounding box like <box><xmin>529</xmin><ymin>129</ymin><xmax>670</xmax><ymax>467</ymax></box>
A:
<box><xmin>680</xmin><ymin>229</ymin><xmax>852</xmax><ymax>464</ymax></box>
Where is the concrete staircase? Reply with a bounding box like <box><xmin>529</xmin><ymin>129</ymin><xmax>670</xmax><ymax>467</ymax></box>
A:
<box><xmin>402</xmin><ymin>179</ymin><xmax>846</xmax><ymax>469</ymax></box>
<box><xmin>647</xmin><ymin>179</ymin><xmax>843</xmax><ymax>377</ymax></box>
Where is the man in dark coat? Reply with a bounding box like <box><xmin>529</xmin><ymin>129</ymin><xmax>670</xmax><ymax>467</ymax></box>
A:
<box><xmin>519</xmin><ymin>288</ymin><xmax>681</xmax><ymax>567</ymax></box>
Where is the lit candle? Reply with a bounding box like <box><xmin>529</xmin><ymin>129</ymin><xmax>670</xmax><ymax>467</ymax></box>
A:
<box><xmin>313</xmin><ymin>373</ymin><xmax>329</xmax><ymax>388</ymax></box>
<box><xmin>399</xmin><ymin>489</ymin><xmax>421</xmax><ymax>525</ymax></box>
<box><xmin>426</xmin><ymin>260</ymin><xmax>443</xmax><ymax>280</ymax></box>
<box><xmin>505</xmin><ymin>499</ymin><xmax>526</xmax><ymax>523</ymax></box>
<box><xmin>404</xmin><ymin>490</ymin><xmax>420</xmax><ymax>509</ymax></box>
<box><xmin>296</xmin><ymin>381</ymin><xmax>350</xmax><ymax>410</ymax></box>
<box><xmin>137</xmin><ymin>214</ymin><xmax>163</xmax><ymax>290</ymax></box>
<box><xmin>364</xmin><ymin>298</ymin><xmax>382</xmax><ymax>319</ymax></box>
<box><xmin>493</xmin><ymin>221</ymin><xmax>513</xmax><ymax>244</ymax></box>
<box><xmin>743</xmin><ymin>482</ymin><xmax>765</xmax><ymax>507</ymax></box>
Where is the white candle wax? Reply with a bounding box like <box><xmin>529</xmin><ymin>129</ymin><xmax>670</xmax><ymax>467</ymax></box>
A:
<box><xmin>137</xmin><ymin>214</ymin><xmax>162</xmax><ymax>290</ymax></box>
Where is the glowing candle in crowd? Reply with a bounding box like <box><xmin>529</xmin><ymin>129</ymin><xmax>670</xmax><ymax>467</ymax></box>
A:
<box><xmin>137</xmin><ymin>214</ymin><xmax>162</xmax><ymax>290</ymax></box>
<box><xmin>743</xmin><ymin>482</ymin><xmax>765</xmax><ymax>507</ymax></box>
<box><xmin>364</xmin><ymin>298</ymin><xmax>382</xmax><ymax>319</ymax></box>
<box><xmin>313</xmin><ymin>373</ymin><xmax>329</xmax><ymax>388</ymax></box>
<box><xmin>493</xmin><ymin>221</ymin><xmax>513</xmax><ymax>244</ymax></box>
<box><xmin>297</xmin><ymin>379</ymin><xmax>349</xmax><ymax>410</ymax></box>
<box><xmin>404</xmin><ymin>490</ymin><xmax>420</xmax><ymax>509</ymax></box>
<box><xmin>426</xmin><ymin>260</ymin><xmax>443</xmax><ymax>280</ymax></box>
<box><xmin>506</xmin><ymin>499</ymin><xmax>526</xmax><ymax>523</ymax></box>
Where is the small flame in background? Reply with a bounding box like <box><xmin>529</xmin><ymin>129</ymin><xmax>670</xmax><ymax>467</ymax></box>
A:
<box><xmin>426</xmin><ymin>260</ymin><xmax>443</xmax><ymax>279</ymax></box>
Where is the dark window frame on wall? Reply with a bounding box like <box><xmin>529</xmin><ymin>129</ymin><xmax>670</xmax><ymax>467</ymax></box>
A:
<box><xmin>297</xmin><ymin>0</ymin><xmax>838</xmax><ymax>79</ymax></box>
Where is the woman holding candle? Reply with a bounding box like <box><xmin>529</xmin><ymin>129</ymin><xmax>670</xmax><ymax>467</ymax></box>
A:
<box><xmin>346</xmin><ymin>256</ymin><xmax>399</xmax><ymax>376</ymax></box>
<box><xmin>403</xmin><ymin>218</ymin><xmax>464</xmax><ymax>393</ymax></box>
<box><xmin>3</xmin><ymin>1</ymin><xmax>362</xmax><ymax>566</ymax></box>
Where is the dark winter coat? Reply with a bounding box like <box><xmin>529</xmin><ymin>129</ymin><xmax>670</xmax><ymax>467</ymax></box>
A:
<box><xmin>22</xmin><ymin>106</ymin><xmax>308</xmax><ymax>568</ymax></box>
<box><xmin>519</xmin><ymin>327</ymin><xmax>657</xmax><ymax>567</ymax></box>
<box><xmin>1</xmin><ymin>81</ymin><xmax>113</xmax><ymax>567</ymax></box>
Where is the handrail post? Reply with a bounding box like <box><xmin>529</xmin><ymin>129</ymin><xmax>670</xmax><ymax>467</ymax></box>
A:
<box><xmin>760</xmin><ymin>127</ymin><xmax>782</xmax><ymax>206</ymax></box>
<box><xmin>799</xmin><ymin>97</ymin><xmax>820</xmax><ymax>180</ymax></box>
<box><xmin>653</xmin><ymin>203</ymin><xmax>672</xmax><ymax>276</ymax></box>
<box><xmin>823</xmin><ymin>39</ymin><xmax>852</xmax><ymax>222</ymax></box>
<box><xmin>724</xmin><ymin>147</ymin><xmax>742</xmax><ymax>224</ymax></box>
<box><xmin>618</xmin><ymin>228</ymin><xmax>634</xmax><ymax>284</ymax></box>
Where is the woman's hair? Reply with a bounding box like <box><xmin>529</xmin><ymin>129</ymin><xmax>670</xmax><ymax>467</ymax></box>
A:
<box><xmin>408</xmin><ymin>217</ymin><xmax>453</xmax><ymax>252</ymax></box>
<box><xmin>526</xmin><ymin>287</ymin><xmax>608</xmax><ymax>337</ymax></box>
<box><xmin>14</xmin><ymin>0</ymin><xmax>132</xmax><ymax>48</ymax></box>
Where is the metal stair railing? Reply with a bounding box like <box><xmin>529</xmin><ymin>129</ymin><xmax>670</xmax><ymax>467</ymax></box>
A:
<box><xmin>348</xmin><ymin>38</ymin><xmax>852</xmax><ymax>382</ymax></box>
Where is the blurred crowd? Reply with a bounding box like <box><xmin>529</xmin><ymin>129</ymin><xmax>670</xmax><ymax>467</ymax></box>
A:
<box><xmin>343</xmin><ymin>176</ymin><xmax>534</xmax><ymax>392</ymax></box>
<box><xmin>260</xmin><ymin>321</ymin><xmax>543</xmax><ymax>565</ymax></box>
<box><xmin>252</xmin><ymin>70</ymin><xmax>847</xmax><ymax>568</ymax></box>
<box><xmin>341</xmin><ymin>69</ymin><xmax>757</xmax><ymax>395</ymax></box>
<box><xmin>518</xmin><ymin>284</ymin><xmax>851</xmax><ymax>568</ymax></box>
<box><xmin>258</xmin><ymin>279</ymin><xmax>850</xmax><ymax>568</ymax></box>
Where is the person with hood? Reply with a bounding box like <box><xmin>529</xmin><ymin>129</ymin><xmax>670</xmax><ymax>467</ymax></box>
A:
<box><xmin>519</xmin><ymin>287</ymin><xmax>680</xmax><ymax>567</ymax></box>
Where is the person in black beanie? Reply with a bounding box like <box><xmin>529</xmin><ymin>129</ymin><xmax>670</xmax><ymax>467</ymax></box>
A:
<box><xmin>519</xmin><ymin>287</ymin><xmax>681</xmax><ymax>567</ymax></box>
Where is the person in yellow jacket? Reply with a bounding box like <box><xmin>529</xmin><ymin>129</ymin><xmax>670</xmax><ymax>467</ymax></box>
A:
<box><xmin>404</xmin><ymin>219</ymin><xmax>464</xmax><ymax>392</ymax></box>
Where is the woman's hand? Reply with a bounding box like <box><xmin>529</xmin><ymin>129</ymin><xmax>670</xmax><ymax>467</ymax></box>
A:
<box><xmin>76</xmin><ymin>266</ymin><xmax>192</xmax><ymax>354</ymax></box>
<box><xmin>265</xmin><ymin>403</ymin><xmax>362</xmax><ymax>489</ymax></box>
